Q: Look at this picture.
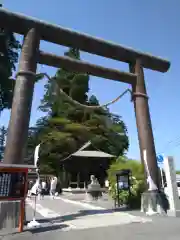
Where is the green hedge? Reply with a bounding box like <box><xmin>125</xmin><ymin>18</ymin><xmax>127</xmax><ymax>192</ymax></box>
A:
<box><xmin>107</xmin><ymin>157</ymin><xmax>146</xmax><ymax>208</ymax></box>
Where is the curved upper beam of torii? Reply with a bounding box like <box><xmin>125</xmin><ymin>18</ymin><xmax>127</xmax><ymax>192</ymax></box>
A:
<box><xmin>0</xmin><ymin>8</ymin><xmax>170</xmax><ymax>72</ymax></box>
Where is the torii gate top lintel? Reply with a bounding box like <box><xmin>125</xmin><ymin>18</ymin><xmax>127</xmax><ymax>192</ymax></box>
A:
<box><xmin>0</xmin><ymin>8</ymin><xmax>170</xmax><ymax>73</ymax></box>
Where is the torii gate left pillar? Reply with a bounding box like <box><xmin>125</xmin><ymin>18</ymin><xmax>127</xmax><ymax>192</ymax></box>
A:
<box><xmin>0</xmin><ymin>29</ymin><xmax>39</xmax><ymax>230</ymax></box>
<box><xmin>4</xmin><ymin>29</ymin><xmax>40</xmax><ymax>164</ymax></box>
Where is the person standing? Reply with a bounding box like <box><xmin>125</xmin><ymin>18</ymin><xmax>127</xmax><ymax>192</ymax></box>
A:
<box><xmin>105</xmin><ymin>179</ymin><xmax>109</xmax><ymax>188</ymax></box>
<box><xmin>50</xmin><ymin>176</ymin><xmax>57</xmax><ymax>199</ymax></box>
<box><xmin>41</xmin><ymin>180</ymin><xmax>47</xmax><ymax>199</ymax></box>
<box><xmin>27</xmin><ymin>181</ymin><xmax>33</xmax><ymax>198</ymax></box>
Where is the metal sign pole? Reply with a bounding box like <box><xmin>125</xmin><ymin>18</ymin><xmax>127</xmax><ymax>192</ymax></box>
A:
<box><xmin>33</xmin><ymin>193</ymin><xmax>37</xmax><ymax>220</ymax></box>
<box><xmin>27</xmin><ymin>168</ymin><xmax>41</xmax><ymax>228</ymax></box>
<box><xmin>157</xmin><ymin>154</ymin><xmax>165</xmax><ymax>189</ymax></box>
<box><xmin>160</xmin><ymin>167</ymin><xmax>164</xmax><ymax>189</ymax></box>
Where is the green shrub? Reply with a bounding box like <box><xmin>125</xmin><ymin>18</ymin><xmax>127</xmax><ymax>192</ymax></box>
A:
<box><xmin>107</xmin><ymin>157</ymin><xmax>146</xmax><ymax>208</ymax></box>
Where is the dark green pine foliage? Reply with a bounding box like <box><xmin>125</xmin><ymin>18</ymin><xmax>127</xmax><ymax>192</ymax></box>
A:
<box><xmin>28</xmin><ymin>47</ymin><xmax>129</xmax><ymax>175</ymax></box>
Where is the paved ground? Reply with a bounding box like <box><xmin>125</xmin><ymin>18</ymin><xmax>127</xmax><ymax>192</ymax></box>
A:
<box><xmin>25</xmin><ymin>196</ymin><xmax>150</xmax><ymax>228</ymax></box>
<box><xmin>60</xmin><ymin>192</ymin><xmax>116</xmax><ymax>208</ymax></box>
<box><xmin>1</xmin><ymin>194</ymin><xmax>180</xmax><ymax>240</ymax></box>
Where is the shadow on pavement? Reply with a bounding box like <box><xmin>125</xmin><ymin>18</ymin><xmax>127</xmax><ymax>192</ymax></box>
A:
<box><xmin>33</xmin><ymin>208</ymin><xmax>142</xmax><ymax>225</ymax></box>
<box><xmin>27</xmin><ymin>223</ymin><xmax>69</xmax><ymax>234</ymax></box>
<box><xmin>0</xmin><ymin>224</ymin><xmax>69</xmax><ymax>238</ymax></box>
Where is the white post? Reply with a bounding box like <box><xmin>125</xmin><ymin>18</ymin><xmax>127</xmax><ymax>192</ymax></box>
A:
<box><xmin>163</xmin><ymin>156</ymin><xmax>180</xmax><ymax>217</ymax></box>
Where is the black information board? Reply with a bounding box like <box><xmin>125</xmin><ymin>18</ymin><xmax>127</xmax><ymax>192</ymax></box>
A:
<box><xmin>118</xmin><ymin>175</ymin><xmax>129</xmax><ymax>190</ymax></box>
<box><xmin>0</xmin><ymin>171</ymin><xmax>26</xmax><ymax>199</ymax></box>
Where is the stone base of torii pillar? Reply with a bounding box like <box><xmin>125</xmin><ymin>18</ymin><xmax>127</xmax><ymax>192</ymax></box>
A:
<box><xmin>141</xmin><ymin>150</ymin><xmax>169</xmax><ymax>216</ymax></box>
<box><xmin>141</xmin><ymin>156</ymin><xmax>180</xmax><ymax>217</ymax></box>
<box><xmin>141</xmin><ymin>190</ymin><xmax>168</xmax><ymax>216</ymax></box>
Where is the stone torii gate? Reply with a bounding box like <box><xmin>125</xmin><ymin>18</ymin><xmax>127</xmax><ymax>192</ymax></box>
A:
<box><xmin>0</xmin><ymin>9</ymin><xmax>170</xmax><ymax>193</ymax></box>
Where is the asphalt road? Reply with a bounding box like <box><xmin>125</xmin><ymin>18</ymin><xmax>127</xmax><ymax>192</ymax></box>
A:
<box><xmin>1</xmin><ymin>195</ymin><xmax>180</xmax><ymax>240</ymax></box>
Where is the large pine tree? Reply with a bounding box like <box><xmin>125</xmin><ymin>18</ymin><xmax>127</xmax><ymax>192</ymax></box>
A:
<box><xmin>27</xmin><ymin>47</ymin><xmax>129</xmax><ymax>175</ymax></box>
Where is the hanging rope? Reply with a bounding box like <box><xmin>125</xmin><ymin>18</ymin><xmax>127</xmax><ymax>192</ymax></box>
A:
<box><xmin>36</xmin><ymin>73</ymin><xmax>132</xmax><ymax>110</ymax></box>
<box><xmin>31</xmin><ymin>72</ymin><xmax>132</xmax><ymax>164</ymax></box>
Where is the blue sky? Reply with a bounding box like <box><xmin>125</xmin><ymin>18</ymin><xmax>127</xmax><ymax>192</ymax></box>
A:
<box><xmin>1</xmin><ymin>0</ymin><xmax>180</xmax><ymax>168</ymax></box>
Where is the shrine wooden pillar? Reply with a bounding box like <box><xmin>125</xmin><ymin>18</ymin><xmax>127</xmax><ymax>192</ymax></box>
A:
<box><xmin>77</xmin><ymin>172</ymin><xmax>80</xmax><ymax>188</ymax></box>
<box><xmin>129</xmin><ymin>59</ymin><xmax>159</xmax><ymax>189</ymax></box>
<box><xmin>1</xmin><ymin>29</ymin><xmax>40</xmax><ymax>229</ymax></box>
<box><xmin>4</xmin><ymin>28</ymin><xmax>40</xmax><ymax>164</ymax></box>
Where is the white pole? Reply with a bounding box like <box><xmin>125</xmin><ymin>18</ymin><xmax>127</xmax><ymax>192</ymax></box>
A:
<box><xmin>33</xmin><ymin>192</ymin><xmax>37</xmax><ymax>221</ymax></box>
<box><xmin>27</xmin><ymin>173</ymin><xmax>41</xmax><ymax>228</ymax></box>
<box><xmin>27</xmin><ymin>145</ymin><xmax>41</xmax><ymax>228</ymax></box>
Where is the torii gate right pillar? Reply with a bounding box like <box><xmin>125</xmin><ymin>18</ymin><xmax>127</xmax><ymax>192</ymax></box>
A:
<box><xmin>129</xmin><ymin>59</ymin><xmax>159</xmax><ymax>189</ymax></box>
<box><xmin>129</xmin><ymin>59</ymin><xmax>168</xmax><ymax>214</ymax></box>
<box><xmin>130</xmin><ymin>59</ymin><xmax>168</xmax><ymax>215</ymax></box>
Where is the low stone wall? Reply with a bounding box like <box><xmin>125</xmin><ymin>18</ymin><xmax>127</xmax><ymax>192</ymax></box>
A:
<box><xmin>62</xmin><ymin>187</ymin><xmax>107</xmax><ymax>194</ymax></box>
<box><xmin>0</xmin><ymin>201</ymin><xmax>21</xmax><ymax>230</ymax></box>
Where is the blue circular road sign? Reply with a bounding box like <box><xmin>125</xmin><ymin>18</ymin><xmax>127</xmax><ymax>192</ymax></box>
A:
<box><xmin>157</xmin><ymin>154</ymin><xmax>164</xmax><ymax>164</ymax></box>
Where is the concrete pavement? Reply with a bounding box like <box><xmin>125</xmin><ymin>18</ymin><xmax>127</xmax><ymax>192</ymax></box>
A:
<box><xmin>2</xmin><ymin>195</ymin><xmax>180</xmax><ymax>239</ymax></box>
<box><xmin>25</xmin><ymin>196</ymin><xmax>151</xmax><ymax>229</ymax></box>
